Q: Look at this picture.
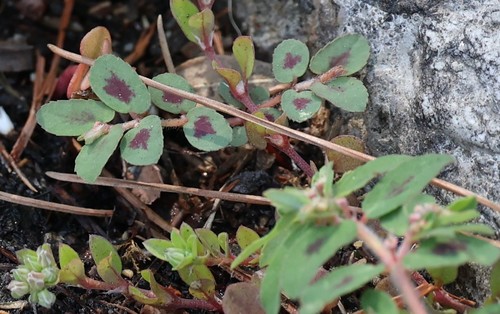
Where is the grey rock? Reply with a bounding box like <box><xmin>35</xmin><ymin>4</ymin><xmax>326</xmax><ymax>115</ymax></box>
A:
<box><xmin>236</xmin><ymin>0</ymin><xmax>500</xmax><ymax>303</ymax></box>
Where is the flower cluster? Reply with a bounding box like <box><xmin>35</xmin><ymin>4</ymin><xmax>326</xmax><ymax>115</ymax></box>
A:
<box><xmin>7</xmin><ymin>244</ymin><xmax>60</xmax><ymax>308</ymax></box>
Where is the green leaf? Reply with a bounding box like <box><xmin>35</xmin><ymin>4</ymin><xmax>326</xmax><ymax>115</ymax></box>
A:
<box><xmin>418</xmin><ymin>224</ymin><xmax>494</xmax><ymax>240</ymax></box>
<box><xmin>427</xmin><ymin>266</ymin><xmax>458</xmax><ymax>285</ymax></box>
<box><xmin>233</xmin><ymin>36</ymin><xmax>255</xmax><ymax>79</ymax></box>
<box><xmin>90</xmin><ymin>54</ymin><xmax>150</xmax><ymax>114</ymax></box>
<box><xmin>188</xmin><ymin>9</ymin><xmax>215</xmax><ymax>48</ymax></box>
<box><xmin>333</xmin><ymin>155</ymin><xmax>412</xmax><ymax>197</ymax></box>
<box><xmin>244</xmin><ymin>108</ymin><xmax>282</xmax><ymax>150</ymax></box>
<box><xmin>311</xmin><ymin>77</ymin><xmax>368</xmax><ymax>112</ymax></box>
<box><xmin>404</xmin><ymin>235</ymin><xmax>500</xmax><ymax>270</ymax></box>
<box><xmin>281</xmin><ymin>90</ymin><xmax>322</xmax><ymax>122</ymax></box>
<box><xmin>264</xmin><ymin>187</ymin><xmax>311</xmax><ymax>215</ymax></box>
<box><xmin>236</xmin><ymin>225</ymin><xmax>260</xmax><ymax>250</ymax></box>
<box><xmin>58</xmin><ymin>244</ymin><xmax>85</xmax><ymax>284</ymax></box>
<box><xmin>183</xmin><ymin>107</ymin><xmax>232</xmax><ymax>151</ymax></box>
<box><xmin>487</xmin><ymin>259</ymin><xmax>500</xmax><ymax>304</ymax></box>
<box><xmin>250</xmin><ymin>86</ymin><xmax>270</xmax><ymax>105</ymax></box>
<box><xmin>447</xmin><ymin>196</ymin><xmax>477</xmax><ymax>212</ymax></box>
<box><xmin>470</xmin><ymin>304</ymin><xmax>500</xmax><ymax>314</ymax></box>
<box><xmin>143</xmin><ymin>238</ymin><xmax>174</xmax><ymax>261</ymax></box>
<box><xmin>362</xmin><ymin>154</ymin><xmax>454</xmax><ymax>218</ymax></box>
<box><xmin>380</xmin><ymin>194</ymin><xmax>435</xmax><ymax>236</ymax></box>
<box><xmin>326</xmin><ymin>135</ymin><xmax>366</xmax><ymax>173</ymax></box>
<box><xmin>120</xmin><ymin>115</ymin><xmax>163</xmax><ymax>165</ymax></box>
<box><xmin>141</xmin><ymin>269</ymin><xmax>173</xmax><ymax>305</ymax></box>
<box><xmin>196</xmin><ymin>228</ymin><xmax>221</xmax><ymax>256</ymax></box>
<box><xmin>75</xmin><ymin>124</ymin><xmax>123</xmax><ymax>182</ymax></box>
<box><xmin>361</xmin><ymin>290</ymin><xmax>399</xmax><ymax>314</ymax></box>
<box><xmin>299</xmin><ymin>264</ymin><xmax>384</xmax><ymax>314</ymax></box>
<box><xmin>128</xmin><ymin>285</ymin><xmax>159</xmax><ymax>305</ymax></box>
<box><xmin>89</xmin><ymin>235</ymin><xmax>123</xmax><ymax>284</ymax></box>
<box><xmin>218</xmin><ymin>232</ymin><xmax>229</xmax><ymax>256</ymax></box>
<box><xmin>230</xmin><ymin>126</ymin><xmax>248</xmax><ymax>147</ymax></box>
<box><xmin>280</xmin><ymin>221</ymin><xmax>357</xmax><ymax>299</ymax></box>
<box><xmin>149</xmin><ymin>73</ymin><xmax>196</xmax><ymax>114</ymax></box>
<box><xmin>309</xmin><ymin>34</ymin><xmax>370</xmax><ymax>75</ymax></box>
<box><xmin>36</xmin><ymin>100</ymin><xmax>115</xmax><ymax>136</ymax></box>
<box><xmin>272</xmin><ymin>39</ymin><xmax>310</xmax><ymax>83</ymax></box>
<box><xmin>178</xmin><ymin>264</ymin><xmax>215</xmax><ymax>300</ymax></box>
<box><xmin>170</xmin><ymin>0</ymin><xmax>200</xmax><ymax>43</ymax></box>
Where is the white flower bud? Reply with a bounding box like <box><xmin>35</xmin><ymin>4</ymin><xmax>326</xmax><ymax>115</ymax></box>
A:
<box><xmin>37</xmin><ymin>245</ymin><xmax>56</xmax><ymax>268</ymax></box>
<box><xmin>42</xmin><ymin>267</ymin><xmax>59</xmax><ymax>285</ymax></box>
<box><xmin>7</xmin><ymin>280</ymin><xmax>30</xmax><ymax>298</ymax></box>
<box><xmin>27</xmin><ymin>272</ymin><xmax>45</xmax><ymax>291</ymax></box>
<box><xmin>12</xmin><ymin>266</ymin><xmax>30</xmax><ymax>281</ymax></box>
<box><xmin>37</xmin><ymin>289</ymin><xmax>56</xmax><ymax>309</ymax></box>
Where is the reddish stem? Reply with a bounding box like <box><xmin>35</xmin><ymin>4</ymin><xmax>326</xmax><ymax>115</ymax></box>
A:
<box><xmin>267</xmin><ymin>134</ymin><xmax>314</xmax><ymax>177</ymax></box>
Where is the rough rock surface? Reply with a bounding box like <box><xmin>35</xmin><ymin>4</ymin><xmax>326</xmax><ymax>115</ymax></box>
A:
<box><xmin>236</xmin><ymin>0</ymin><xmax>500</xmax><ymax>303</ymax></box>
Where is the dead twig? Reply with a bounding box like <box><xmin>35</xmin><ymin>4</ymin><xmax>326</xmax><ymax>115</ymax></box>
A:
<box><xmin>0</xmin><ymin>190</ymin><xmax>113</xmax><ymax>217</ymax></box>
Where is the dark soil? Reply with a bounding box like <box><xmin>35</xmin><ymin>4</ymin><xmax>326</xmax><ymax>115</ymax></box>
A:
<box><xmin>0</xmin><ymin>1</ymin><xmax>316</xmax><ymax>313</ymax></box>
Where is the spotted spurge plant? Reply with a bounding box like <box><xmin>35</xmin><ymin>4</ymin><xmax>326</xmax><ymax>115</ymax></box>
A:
<box><xmin>18</xmin><ymin>0</ymin><xmax>499</xmax><ymax>313</ymax></box>
<box><xmin>36</xmin><ymin>0</ymin><xmax>371</xmax><ymax>182</ymax></box>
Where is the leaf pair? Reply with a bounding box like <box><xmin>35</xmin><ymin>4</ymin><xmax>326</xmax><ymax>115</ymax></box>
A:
<box><xmin>272</xmin><ymin>35</ymin><xmax>370</xmax><ymax>122</ymax></box>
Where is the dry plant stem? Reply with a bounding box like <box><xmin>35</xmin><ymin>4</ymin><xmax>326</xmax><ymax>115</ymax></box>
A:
<box><xmin>161</xmin><ymin>116</ymin><xmax>188</xmax><ymax>128</ymax></box>
<box><xmin>157</xmin><ymin>15</ymin><xmax>176</xmax><ymax>74</ymax></box>
<box><xmin>46</xmin><ymin>45</ymin><xmax>500</xmax><ymax>212</ymax></box>
<box><xmin>46</xmin><ymin>171</ymin><xmax>271</xmax><ymax>205</ymax></box>
<box><xmin>0</xmin><ymin>141</ymin><xmax>37</xmax><ymax>192</ymax></box>
<box><xmin>0</xmin><ymin>190</ymin><xmax>113</xmax><ymax>217</ymax></box>
<box><xmin>355</xmin><ymin>221</ymin><xmax>428</xmax><ymax>314</ymax></box>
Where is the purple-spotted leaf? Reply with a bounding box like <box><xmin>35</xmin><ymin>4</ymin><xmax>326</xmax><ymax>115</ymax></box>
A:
<box><xmin>149</xmin><ymin>73</ymin><xmax>196</xmax><ymax>114</ymax></box>
<box><xmin>230</xmin><ymin>126</ymin><xmax>248</xmax><ymax>147</ymax></box>
<box><xmin>188</xmin><ymin>9</ymin><xmax>215</xmax><ymax>48</ymax></box>
<box><xmin>299</xmin><ymin>264</ymin><xmax>384</xmax><ymax>314</ymax></box>
<box><xmin>404</xmin><ymin>235</ymin><xmax>500</xmax><ymax>270</ymax></box>
<box><xmin>363</xmin><ymin>154</ymin><xmax>454</xmax><ymax>218</ymax></box>
<box><xmin>311</xmin><ymin>77</ymin><xmax>368</xmax><ymax>112</ymax></box>
<box><xmin>214</xmin><ymin>67</ymin><xmax>244</xmax><ymax>96</ymax></box>
<box><xmin>326</xmin><ymin>135</ymin><xmax>366</xmax><ymax>173</ymax></box>
<box><xmin>309</xmin><ymin>34</ymin><xmax>370</xmax><ymax>75</ymax></box>
<box><xmin>36</xmin><ymin>100</ymin><xmax>115</xmax><ymax>136</ymax></box>
<box><xmin>183</xmin><ymin>107</ymin><xmax>232</xmax><ymax>151</ymax></box>
<box><xmin>75</xmin><ymin>125</ymin><xmax>123</xmax><ymax>182</ymax></box>
<box><xmin>233</xmin><ymin>36</ymin><xmax>255</xmax><ymax>79</ymax></box>
<box><xmin>89</xmin><ymin>235</ymin><xmax>123</xmax><ymax>285</ymax></box>
<box><xmin>90</xmin><ymin>54</ymin><xmax>150</xmax><ymax>114</ymax></box>
<box><xmin>120</xmin><ymin>115</ymin><xmax>163</xmax><ymax>165</ymax></box>
<box><xmin>170</xmin><ymin>0</ymin><xmax>200</xmax><ymax>43</ymax></box>
<box><xmin>281</xmin><ymin>90</ymin><xmax>322</xmax><ymax>122</ymax></box>
<box><xmin>272</xmin><ymin>39</ymin><xmax>309</xmax><ymax>83</ymax></box>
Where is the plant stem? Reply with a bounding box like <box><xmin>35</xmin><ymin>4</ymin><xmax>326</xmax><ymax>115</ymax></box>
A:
<box><xmin>355</xmin><ymin>221</ymin><xmax>428</xmax><ymax>314</ymax></box>
<box><xmin>267</xmin><ymin>134</ymin><xmax>314</xmax><ymax>177</ymax></box>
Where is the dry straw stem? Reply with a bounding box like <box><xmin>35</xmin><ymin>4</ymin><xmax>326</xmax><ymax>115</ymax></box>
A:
<box><xmin>47</xmin><ymin>44</ymin><xmax>500</xmax><ymax>212</ymax></box>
